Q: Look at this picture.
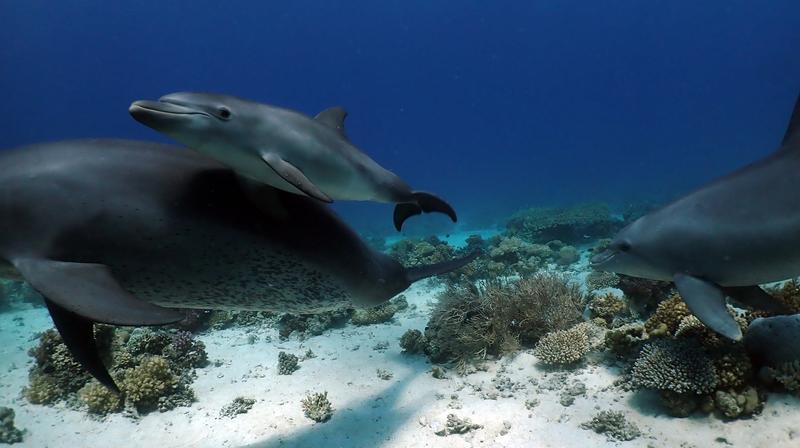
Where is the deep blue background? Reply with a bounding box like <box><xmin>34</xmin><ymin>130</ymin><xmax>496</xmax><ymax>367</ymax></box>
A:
<box><xmin>2</xmin><ymin>1</ymin><xmax>799</xmax><ymax>236</ymax></box>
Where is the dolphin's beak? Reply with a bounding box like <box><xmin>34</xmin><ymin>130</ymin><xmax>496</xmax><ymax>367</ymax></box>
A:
<box><xmin>590</xmin><ymin>249</ymin><xmax>616</xmax><ymax>267</ymax></box>
<box><xmin>129</xmin><ymin>100</ymin><xmax>208</xmax><ymax>117</ymax></box>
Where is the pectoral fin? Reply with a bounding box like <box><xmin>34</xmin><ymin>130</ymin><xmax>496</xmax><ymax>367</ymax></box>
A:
<box><xmin>13</xmin><ymin>258</ymin><xmax>185</xmax><ymax>392</ymax></box>
<box><xmin>260</xmin><ymin>153</ymin><xmax>333</xmax><ymax>203</ymax></box>
<box><xmin>673</xmin><ymin>273</ymin><xmax>742</xmax><ymax>341</ymax></box>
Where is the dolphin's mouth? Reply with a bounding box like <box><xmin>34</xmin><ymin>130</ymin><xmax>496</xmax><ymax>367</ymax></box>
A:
<box><xmin>129</xmin><ymin>100</ymin><xmax>210</xmax><ymax>118</ymax></box>
<box><xmin>590</xmin><ymin>249</ymin><xmax>616</xmax><ymax>266</ymax></box>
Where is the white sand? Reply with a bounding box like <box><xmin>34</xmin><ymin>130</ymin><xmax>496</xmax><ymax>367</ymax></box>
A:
<box><xmin>2</xmin><ymin>255</ymin><xmax>800</xmax><ymax>448</ymax></box>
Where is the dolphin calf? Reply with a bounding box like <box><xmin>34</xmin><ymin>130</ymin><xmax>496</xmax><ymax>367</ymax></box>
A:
<box><xmin>591</xmin><ymin>94</ymin><xmax>800</xmax><ymax>341</ymax></box>
<box><xmin>129</xmin><ymin>92</ymin><xmax>457</xmax><ymax>231</ymax></box>
<box><xmin>0</xmin><ymin>139</ymin><xmax>476</xmax><ymax>391</ymax></box>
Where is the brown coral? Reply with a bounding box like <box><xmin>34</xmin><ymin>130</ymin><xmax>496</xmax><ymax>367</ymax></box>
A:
<box><xmin>644</xmin><ymin>295</ymin><xmax>691</xmax><ymax>336</ymax></box>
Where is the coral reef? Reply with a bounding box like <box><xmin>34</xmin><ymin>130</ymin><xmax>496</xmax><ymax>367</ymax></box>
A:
<box><xmin>580</xmin><ymin>410</ymin><xmax>641</xmax><ymax>442</ymax></box>
<box><xmin>25</xmin><ymin>326</ymin><xmax>206</xmax><ymax>416</ymax></box>
<box><xmin>505</xmin><ymin>203</ymin><xmax>619</xmax><ymax>244</ymax></box>
<box><xmin>399</xmin><ymin>329</ymin><xmax>428</xmax><ymax>354</ymax></box>
<box><xmin>388</xmin><ymin>237</ymin><xmax>454</xmax><ymax>267</ymax></box>
<box><xmin>301</xmin><ymin>392</ymin><xmax>333</xmax><ymax>423</ymax></box>
<box><xmin>376</xmin><ymin>369</ymin><xmax>393</xmax><ymax>380</ymax></box>
<box><xmin>351</xmin><ymin>296</ymin><xmax>408</xmax><ymax>326</ymax></box>
<box><xmin>220</xmin><ymin>397</ymin><xmax>256</xmax><ymax>418</ymax></box>
<box><xmin>423</xmin><ymin>273</ymin><xmax>583</xmax><ymax>370</ymax></box>
<box><xmin>631</xmin><ymin>339</ymin><xmax>717</xmax><ymax>394</ymax></box>
<box><xmin>278</xmin><ymin>352</ymin><xmax>299</xmax><ymax>375</ymax></box>
<box><xmin>533</xmin><ymin>324</ymin><xmax>590</xmax><ymax>366</ymax></box>
<box><xmin>434</xmin><ymin>414</ymin><xmax>482</xmax><ymax>436</ymax></box>
<box><xmin>712</xmin><ymin>387</ymin><xmax>762</xmax><ymax>419</ymax></box>
<box><xmin>0</xmin><ymin>407</ymin><xmax>23</xmax><ymax>445</ymax></box>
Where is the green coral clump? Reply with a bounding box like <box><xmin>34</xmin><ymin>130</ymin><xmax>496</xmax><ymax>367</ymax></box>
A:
<box><xmin>603</xmin><ymin>322</ymin><xmax>647</xmax><ymax>357</ymax></box>
<box><xmin>631</xmin><ymin>339</ymin><xmax>717</xmax><ymax>394</ymax></box>
<box><xmin>119</xmin><ymin>355</ymin><xmax>178</xmax><ymax>413</ymax></box>
<box><xmin>0</xmin><ymin>407</ymin><xmax>23</xmax><ymax>445</ymax></box>
<box><xmin>78</xmin><ymin>381</ymin><xmax>123</xmax><ymax>415</ymax></box>
<box><xmin>505</xmin><ymin>203</ymin><xmax>619</xmax><ymax>244</ymax></box>
<box><xmin>24</xmin><ymin>373</ymin><xmax>62</xmax><ymax>405</ymax></box>
<box><xmin>301</xmin><ymin>391</ymin><xmax>333</xmax><ymax>423</ymax></box>
<box><xmin>712</xmin><ymin>387</ymin><xmax>763</xmax><ymax>419</ymax></box>
<box><xmin>533</xmin><ymin>324</ymin><xmax>591</xmax><ymax>366</ymax></box>
<box><xmin>278</xmin><ymin>352</ymin><xmax>299</xmax><ymax>375</ymax></box>
<box><xmin>424</xmin><ymin>273</ymin><xmax>584</xmax><ymax>370</ymax></box>
<box><xmin>580</xmin><ymin>410</ymin><xmax>641</xmax><ymax>442</ymax></box>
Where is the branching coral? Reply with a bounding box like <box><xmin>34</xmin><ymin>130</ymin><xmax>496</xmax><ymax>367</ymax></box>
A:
<box><xmin>586</xmin><ymin>271</ymin><xmax>620</xmax><ymax>291</ymax></box>
<box><xmin>423</xmin><ymin>273</ymin><xmax>584</xmax><ymax>370</ymax></box>
<box><xmin>533</xmin><ymin>324</ymin><xmax>591</xmax><ymax>366</ymax></box>
<box><xmin>631</xmin><ymin>339</ymin><xmax>717</xmax><ymax>394</ymax></box>
<box><xmin>301</xmin><ymin>391</ymin><xmax>333</xmax><ymax>423</ymax></box>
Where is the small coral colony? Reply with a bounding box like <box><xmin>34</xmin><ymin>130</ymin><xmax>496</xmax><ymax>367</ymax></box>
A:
<box><xmin>2</xmin><ymin>202</ymin><xmax>799</xmax><ymax>441</ymax></box>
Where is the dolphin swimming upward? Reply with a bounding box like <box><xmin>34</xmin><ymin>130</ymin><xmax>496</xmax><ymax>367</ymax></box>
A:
<box><xmin>0</xmin><ymin>139</ymin><xmax>476</xmax><ymax>391</ymax></box>
<box><xmin>129</xmin><ymin>92</ymin><xmax>457</xmax><ymax>231</ymax></box>
<box><xmin>592</xmin><ymin>94</ymin><xmax>800</xmax><ymax>341</ymax></box>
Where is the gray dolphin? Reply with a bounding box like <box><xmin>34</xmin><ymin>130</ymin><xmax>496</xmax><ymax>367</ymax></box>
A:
<box><xmin>591</xmin><ymin>94</ymin><xmax>800</xmax><ymax>341</ymax></box>
<box><xmin>129</xmin><ymin>92</ymin><xmax>457</xmax><ymax>231</ymax></box>
<box><xmin>0</xmin><ymin>139</ymin><xmax>476</xmax><ymax>391</ymax></box>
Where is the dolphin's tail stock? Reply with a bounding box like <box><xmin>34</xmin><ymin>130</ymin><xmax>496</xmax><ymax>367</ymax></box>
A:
<box><xmin>405</xmin><ymin>250</ymin><xmax>480</xmax><ymax>284</ymax></box>
<box><xmin>392</xmin><ymin>192</ymin><xmax>458</xmax><ymax>231</ymax></box>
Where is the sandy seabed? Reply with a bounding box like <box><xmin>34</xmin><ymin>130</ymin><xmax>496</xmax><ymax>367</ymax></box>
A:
<box><xmin>1</xmin><ymin>246</ymin><xmax>800</xmax><ymax>448</ymax></box>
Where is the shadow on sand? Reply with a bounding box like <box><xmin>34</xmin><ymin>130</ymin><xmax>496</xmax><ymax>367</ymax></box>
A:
<box><xmin>241</xmin><ymin>355</ymin><xmax>433</xmax><ymax>448</ymax></box>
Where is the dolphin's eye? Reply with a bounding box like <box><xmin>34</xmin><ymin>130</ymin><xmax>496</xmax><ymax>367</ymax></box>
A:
<box><xmin>217</xmin><ymin>107</ymin><xmax>231</xmax><ymax>120</ymax></box>
<box><xmin>618</xmin><ymin>242</ymin><xmax>632</xmax><ymax>252</ymax></box>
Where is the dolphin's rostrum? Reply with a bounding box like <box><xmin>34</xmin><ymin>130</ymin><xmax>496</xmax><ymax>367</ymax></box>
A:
<box><xmin>0</xmin><ymin>139</ymin><xmax>477</xmax><ymax>391</ymax></box>
<box><xmin>592</xmin><ymin>93</ymin><xmax>800</xmax><ymax>341</ymax></box>
<box><xmin>129</xmin><ymin>92</ymin><xmax>457</xmax><ymax>231</ymax></box>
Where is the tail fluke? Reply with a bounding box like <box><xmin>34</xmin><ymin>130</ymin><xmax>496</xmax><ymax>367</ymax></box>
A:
<box><xmin>406</xmin><ymin>250</ymin><xmax>480</xmax><ymax>283</ymax></box>
<box><xmin>393</xmin><ymin>191</ymin><xmax>457</xmax><ymax>231</ymax></box>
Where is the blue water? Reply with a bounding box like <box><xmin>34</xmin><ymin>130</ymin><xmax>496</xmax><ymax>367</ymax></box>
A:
<box><xmin>1</xmin><ymin>1</ymin><xmax>799</xmax><ymax>235</ymax></box>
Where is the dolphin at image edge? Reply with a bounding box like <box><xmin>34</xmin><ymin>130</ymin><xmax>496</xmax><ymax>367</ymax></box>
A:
<box><xmin>0</xmin><ymin>139</ymin><xmax>477</xmax><ymax>391</ymax></box>
<box><xmin>129</xmin><ymin>92</ymin><xmax>457</xmax><ymax>231</ymax></box>
<box><xmin>591</xmin><ymin>93</ymin><xmax>800</xmax><ymax>341</ymax></box>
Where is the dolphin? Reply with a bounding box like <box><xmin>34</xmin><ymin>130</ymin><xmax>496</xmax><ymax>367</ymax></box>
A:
<box><xmin>128</xmin><ymin>92</ymin><xmax>457</xmax><ymax>231</ymax></box>
<box><xmin>0</xmin><ymin>139</ymin><xmax>477</xmax><ymax>391</ymax></box>
<box><xmin>591</xmin><ymin>94</ymin><xmax>800</xmax><ymax>341</ymax></box>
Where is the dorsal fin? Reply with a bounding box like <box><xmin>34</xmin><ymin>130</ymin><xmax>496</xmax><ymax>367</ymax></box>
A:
<box><xmin>782</xmin><ymin>93</ymin><xmax>800</xmax><ymax>147</ymax></box>
<box><xmin>315</xmin><ymin>107</ymin><xmax>349</xmax><ymax>140</ymax></box>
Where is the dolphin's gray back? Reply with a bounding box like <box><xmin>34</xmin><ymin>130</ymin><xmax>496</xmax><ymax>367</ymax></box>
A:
<box><xmin>0</xmin><ymin>139</ymin><xmax>399</xmax><ymax>313</ymax></box>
